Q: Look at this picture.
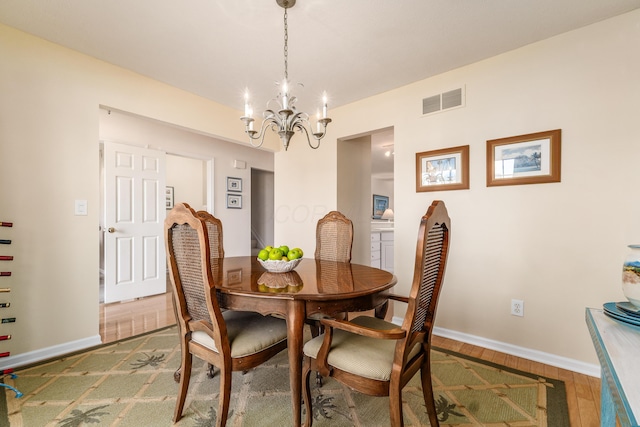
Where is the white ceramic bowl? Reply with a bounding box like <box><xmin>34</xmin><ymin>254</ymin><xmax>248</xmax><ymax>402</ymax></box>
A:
<box><xmin>257</xmin><ymin>257</ymin><xmax>302</xmax><ymax>273</ymax></box>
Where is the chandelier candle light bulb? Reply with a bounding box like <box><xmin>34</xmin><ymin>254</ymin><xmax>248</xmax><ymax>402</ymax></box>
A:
<box><xmin>282</xmin><ymin>80</ymin><xmax>289</xmax><ymax>110</ymax></box>
<box><xmin>322</xmin><ymin>92</ymin><xmax>328</xmax><ymax>118</ymax></box>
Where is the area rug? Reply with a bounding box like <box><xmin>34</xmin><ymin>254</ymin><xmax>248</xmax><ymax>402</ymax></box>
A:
<box><xmin>1</xmin><ymin>326</ymin><xmax>569</xmax><ymax>426</ymax></box>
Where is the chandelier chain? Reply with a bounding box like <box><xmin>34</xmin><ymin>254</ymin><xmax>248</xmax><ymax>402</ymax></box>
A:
<box><xmin>283</xmin><ymin>6</ymin><xmax>288</xmax><ymax>81</ymax></box>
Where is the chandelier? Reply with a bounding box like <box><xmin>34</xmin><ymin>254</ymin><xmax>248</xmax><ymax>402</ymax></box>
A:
<box><xmin>240</xmin><ymin>0</ymin><xmax>331</xmax><ymax>151</ymax></box>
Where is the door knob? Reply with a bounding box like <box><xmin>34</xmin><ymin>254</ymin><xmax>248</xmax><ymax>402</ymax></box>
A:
<box><xmin>107</xmin><ymin>227</ymin><xmax>115</xmax><ymax>233</ymax></box>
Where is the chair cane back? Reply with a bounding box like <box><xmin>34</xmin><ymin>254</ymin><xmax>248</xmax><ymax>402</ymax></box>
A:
<box><xmin>197</xmin><ymin>210</ymin><xmax>224</xmax><ymax>259</ymax></box>
<box><xmin>165</xmin><ymin>203</ymin><xmax>288</xmax><ymax>425</ymax></box>
<box><xmin>302</xmin><ymin>200</ymin><xmax>451</xmax><ymax>427</ymax></box>
<box><xmin>314</xmin><ymin>210</ymin><xmax>354</xmax><ymax>262</ymax></box>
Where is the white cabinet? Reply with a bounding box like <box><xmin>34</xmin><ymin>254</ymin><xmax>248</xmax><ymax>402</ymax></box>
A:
<box><xmin>380</xmin><ymin>231</ymin><xmax>394</xmax><ymax>273</ymax></box>
<box><xmin>371</xmin><ymin>230</ymin><xmax>393</xmax><ymax>273</ymax></box>
<box><xmin>370</xmin><ymin>232</ymin><xmax>381</xmax><ymax>269</ymax></box>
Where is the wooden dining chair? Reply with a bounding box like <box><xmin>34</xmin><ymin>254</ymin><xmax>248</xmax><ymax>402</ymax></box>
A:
<box><xmin>195</xmin><ymin>209</ymin><xmax>225</xmax><ymax>379</ymax></box>
<box><xmin>308</xmin><ymin>211</ymin><xmax>354</xmax><ymax>385</ymax></box>
<box><xmin>309</xmin><ymin>211</ymin><xmax>354</xmax><ymax>331</ymax></box>
<box><xmin>302</xmin><ymin>200</ymin><xmax>451</xmax><ymax>427</ymax></box>
<box><xmin>314</xmin><ymin>210</ymin><xmax>354</xmax><ymax>263</ymax></box>
<box><xmin>165</xmin><ymin>203</ymin><xmax>288</xmax><ymax>425</ymax></box>
<box><xmin>171</xmin><ymin>209</ymin><xmax>226</xmax><ymax>381</ymax></box>
<box><xmin>197</xmin><ymin>210</ymin><xmax>224</xmax><ymax>259</ymax></box>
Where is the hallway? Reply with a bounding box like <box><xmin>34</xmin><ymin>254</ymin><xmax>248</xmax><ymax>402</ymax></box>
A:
<box><xmin>99</xmin><ymin>292</ymin><xmax>175</xmax><ymax>344</ymax></box>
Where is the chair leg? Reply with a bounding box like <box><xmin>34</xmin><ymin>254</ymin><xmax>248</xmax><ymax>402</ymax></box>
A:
<box><xmin>388</xmin><ymin>381</ymin><xmax>404</xmax><ymax>427</ymax></box>
<box><xmin>173</xmin><ymin>351</ymin><xmax>192</xmax><ymax>423</ymax></box>
<box><xmin>420</xmin><ymin>362</ymin><xmax>440</xmax><ymax>427</ymax></box>
<box><xmin>216</xmin><ymin>365</ymin><xmax>232</xmax><ymax>427</ymax></box>
<box><xmin>309</xmin><ymin>322</ymin><xmax>324</xmax><ymax>387</ymax></box>
<box><xmin>302</xmin><ymin>358</ymin><xmax>314</xmax><ymax>427</ymax></box>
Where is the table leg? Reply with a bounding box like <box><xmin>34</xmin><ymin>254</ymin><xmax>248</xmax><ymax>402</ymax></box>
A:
<box><xmin>600</xmin><ymin>368</ymin><xmax>616</xmax><ymax>427</ymax></box>
<box><xmin>375</xmin><ymin>300</ymin><xmax>389</xmax><ymax>319</ymax></box>
<box><xmin>286</xmin><ymin>300</ymin><xmax>305</xmax><ymax>427</ymax></box>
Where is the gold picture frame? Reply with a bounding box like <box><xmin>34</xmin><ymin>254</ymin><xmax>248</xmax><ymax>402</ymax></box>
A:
<box><xmin>486</xmin><ymin>129</ymin><xmax>561</xmax><ymax>187</ymax></box>
<box><xmin>415</xmin><ymin>145</ymin><xmax>469</xmax><ymax>192</ymax></box>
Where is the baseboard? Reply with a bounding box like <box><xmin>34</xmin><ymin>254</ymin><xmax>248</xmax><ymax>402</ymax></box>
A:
<box><xmin>391</xmin><ymin>316</ymin><xmax>600</xmax><ymax>377</ymax></box>
<box><xmin>0</xmin><ymin>335</ymin><xmax>102</xmax><ymax>371</ymax></box>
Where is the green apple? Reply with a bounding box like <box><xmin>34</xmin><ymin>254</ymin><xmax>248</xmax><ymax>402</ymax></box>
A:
<box><xmin>293</xmin><ymin>247</ymin><xmax>304</xmax><ymax>257</ymax></box>
<box><xmin>264</xmin><ymin>245</ymin><xmax>273</xmax><ymax>252</ymax></box>
<box><xmin>268</xmin><ymin>248</ymin><xmax>284</xmax><ymax>260</ymax></box>
<box><xmin>287</xmin><ymin>249</ymin><xmax>301</xmax><ymax>260</ymax></box>
<box><xmin>278</xmin><ymin>245</ymin><xmax>290</xmax><ymax>256</ymax></box>
<box><xmin>257</xmin><ymin>249</ymin><xmax>269</xmax><ymax>261</ymax></box>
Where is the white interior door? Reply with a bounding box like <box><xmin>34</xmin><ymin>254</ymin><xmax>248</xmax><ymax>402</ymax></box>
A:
<box><xmin>104</xmin><ymin>141</ymin><xmax>166</xmax><ymax>303</ymax></box>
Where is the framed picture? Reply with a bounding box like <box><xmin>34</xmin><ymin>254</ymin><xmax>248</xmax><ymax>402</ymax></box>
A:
<box><xmin>486</xmin><ymin>129</ymin><xmax>561</xmax><ymax>187</ymax></box>
<box><xmin>372</xmin><ymin>194</ymin><xmax>389</xmax><ymax>219</ymax></box>
<box><xmin>227</xmin><ymin>193</ymin><xmax>242</xmax><ymax>209</ymax></box>
<box><xmin>415</xmin><ymin>145</ymin><xmax>469</xmax><ymax>192</ymax></box>
<box><xmin>227</xmin><ymin>177</ymin><xmax>242</xmax><ymax>192</ymax></box>
<box><xmin>165</xmin><ymin>186</ymin><xmax>174</xmax><ymax>209</ymax></box>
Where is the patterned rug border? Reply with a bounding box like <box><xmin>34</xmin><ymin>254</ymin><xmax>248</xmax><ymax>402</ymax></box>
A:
<box><xmin>432</xmin><ymin>346</ymin><xmax>570</xmax><ymax>426</ymax></box>
<box><xmin>0</xmin><ymin>325</ymin><xmax>178</xmax><ymax>427</ymax></box>
<box><xmin>1</xmin><ymin>325</ymin><xmax>570</xmax><ymax>427</ymax></box>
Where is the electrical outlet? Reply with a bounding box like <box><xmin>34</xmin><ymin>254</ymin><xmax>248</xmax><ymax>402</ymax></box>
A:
<box><xmin>511</xmin><ymin>299</ymin><xmax>524</xmax><ymax>317</ymax></box>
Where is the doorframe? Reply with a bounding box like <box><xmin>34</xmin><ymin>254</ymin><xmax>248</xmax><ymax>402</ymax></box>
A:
<box><xmin>99</xmin><ymin>140</ymin><xmax>215</xmax><ymax>303</ymax></box>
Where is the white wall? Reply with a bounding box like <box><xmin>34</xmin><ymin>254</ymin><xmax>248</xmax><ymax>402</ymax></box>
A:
<box><xmin>166</xmin><ymin>155</ymin><xmax>206</xmax><ymax>212</ymax></box>
<box><xmin>275</xmin><ymin>10</ymin><xmax>640</xmax><ymax>370</ymax></box>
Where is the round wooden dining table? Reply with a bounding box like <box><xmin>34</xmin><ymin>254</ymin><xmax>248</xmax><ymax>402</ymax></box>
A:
<box><xmin>211</xmin><ymin>256</ymin><xmax>397</xmax><ymax>427</ymax></box>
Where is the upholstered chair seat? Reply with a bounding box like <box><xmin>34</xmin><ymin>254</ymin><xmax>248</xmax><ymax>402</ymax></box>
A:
<box><xmin>303</xmin><ymin>316</ymin><xmax>421</xmax><ymax>381</ymax></box>
<box><xmin>192</xmin><ymin>310</ymin><xmax>287</xmax><ymax>358</ymax></box>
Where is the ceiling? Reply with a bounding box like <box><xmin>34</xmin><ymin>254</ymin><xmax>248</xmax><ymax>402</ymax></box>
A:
<box><xmin>2</xmin><ymin>0</ymin><xmax>639</xmax><ymax>177</ymax></box>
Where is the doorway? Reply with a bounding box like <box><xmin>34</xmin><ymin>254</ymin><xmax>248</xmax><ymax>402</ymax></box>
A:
<box><xmin>251</xmin><ymin>168</ymin><xmax>274</xmax><ymax>254</ymax></box>
<box><xmin>336</xmin><ymin>128</ymin><xmax>394</xmax><ymax>267</ymax></box>
<box><xmin>100</xmin><ymin>150</ymin><xmax>211</xmax><ymax>303</ymax></box>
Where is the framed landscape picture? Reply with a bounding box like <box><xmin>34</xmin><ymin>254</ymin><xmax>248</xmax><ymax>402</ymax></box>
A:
<box><xmin>372</xmin><ymin>194</ymin><xmax>389</xmax><ymax>219</ymax></box>
<box><xmin>416</xmin><ymin>145</ymin><xmax>469</xmax><ymax>192</ymax></box>
<box><xmin>486</xmin><ymin>129</ymin><xmax>561</xmax><ymax>187</ymax></box>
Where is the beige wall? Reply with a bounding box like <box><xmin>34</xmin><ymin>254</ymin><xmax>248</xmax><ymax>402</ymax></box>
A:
<box><xmin>0</xmin><ymin>23</ymin><xmax>275</xmax><ymax>366</ymax></box>
<box><xmin>275</xmin><ymin>10</ymin><xmax>640</xmax><ymax>371</ymax></box>
<box><xmin>2</xmin><ymin>9</ymin><xmax>639</xmax><ymax>372</ymax></box>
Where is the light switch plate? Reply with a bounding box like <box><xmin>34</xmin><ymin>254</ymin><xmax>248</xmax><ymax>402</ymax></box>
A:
<box><xmin>75</xmin><ymin>199</ymin><xmax>88</xmax><ymax>216</ymax></box>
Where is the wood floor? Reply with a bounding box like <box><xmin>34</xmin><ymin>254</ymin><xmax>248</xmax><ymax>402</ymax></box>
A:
<box><xmin>99</xmin><ymin>292</ymin><xmax>602</xmax><ymax>427</ymax></box>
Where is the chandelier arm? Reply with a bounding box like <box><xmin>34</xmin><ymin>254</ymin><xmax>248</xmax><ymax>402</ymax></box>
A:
<box><xmin>295</xmin><ymin>122</ymin><xmax>321</xmax><ymax>150</ymax></box>
<box><xmin>244</xmin><ymin>116</ymin><xmax>280</xmax><ymax>148</ymax></box>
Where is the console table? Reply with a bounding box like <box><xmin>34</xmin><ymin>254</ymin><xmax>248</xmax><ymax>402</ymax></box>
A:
<box><xmin>585</xmin><ymin>308</ymin><xmax>640</xmax><ymax>426</ymax></box>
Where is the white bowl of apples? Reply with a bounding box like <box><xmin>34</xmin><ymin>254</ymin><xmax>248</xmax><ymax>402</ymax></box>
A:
<box><xmin>257</xmin><ymin>245</ymin><xmax>303</xmax><ymax>273</ymax></box>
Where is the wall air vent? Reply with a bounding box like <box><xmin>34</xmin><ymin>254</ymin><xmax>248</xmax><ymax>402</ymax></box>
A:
<box><xmin>422</xmin><ymin>86</ymin><xmax>465</xmax><ymax>116</ymax></box>
<box><xmin>422</xmin><ymin>95</ymin><xmax>441</xmax><ymax>115</ymax></box>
